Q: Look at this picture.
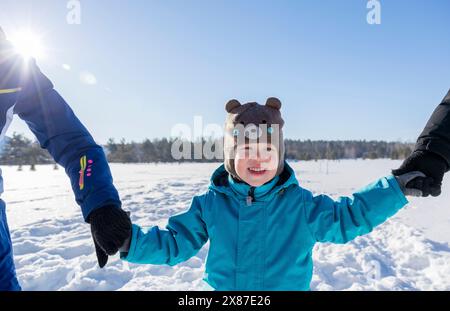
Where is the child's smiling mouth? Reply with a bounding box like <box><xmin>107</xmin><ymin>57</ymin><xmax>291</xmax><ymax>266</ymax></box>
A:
<box><xmin>248</xmin><ymin>167</ymin><xmax>267</xmax><ymax>176</ymax></box>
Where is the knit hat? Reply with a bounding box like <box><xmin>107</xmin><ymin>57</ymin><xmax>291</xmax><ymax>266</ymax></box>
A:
<box><xmin>223</xmin><ymin>97</ymin><xmax>285</xmax><ymax>181</ymax></box>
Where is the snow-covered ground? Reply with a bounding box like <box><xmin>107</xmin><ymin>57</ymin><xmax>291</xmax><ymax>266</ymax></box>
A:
<box><xmin>2</xmin><ymin>160</ymin><xmax>450</xmax><ymax>291</ymax></box>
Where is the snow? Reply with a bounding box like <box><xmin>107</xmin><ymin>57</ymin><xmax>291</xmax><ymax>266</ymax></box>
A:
<box><xmin>2</xmin><ymin>159</ymin><xmax>450</xmax><ymax>291</ymax></box>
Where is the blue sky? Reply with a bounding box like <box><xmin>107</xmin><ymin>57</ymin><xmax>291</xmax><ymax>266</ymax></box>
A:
<box><xmin>1</xmin><ymin>0</ymin><xmax>449</xmax><ymax>143</ymax></box>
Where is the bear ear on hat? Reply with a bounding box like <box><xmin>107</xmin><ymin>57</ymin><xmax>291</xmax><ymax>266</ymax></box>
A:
<box><xmin>225</xmin><ymin>99</ymin><xmax>242</xmax><ymax>112</ymax></box>
<box><xmin>265</xmin><ymin>97</ymin><xmax>282</xmax><ymax>110</ymax></box>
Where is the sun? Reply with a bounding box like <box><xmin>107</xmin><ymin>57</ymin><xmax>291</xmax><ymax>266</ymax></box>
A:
<box><xmin>9</xmin><ymin>30</ymin><xmax>46</xmax><ymax>60</ymax></box>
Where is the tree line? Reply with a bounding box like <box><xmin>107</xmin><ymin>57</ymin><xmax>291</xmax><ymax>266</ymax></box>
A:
<box><xmin>0</xmin><ymin>133</ymin><xmax>415</xmax><ymax>166</ymax></box>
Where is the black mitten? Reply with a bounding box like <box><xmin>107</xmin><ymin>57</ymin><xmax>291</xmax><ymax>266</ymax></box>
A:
<box><xmin>88</xmin><ymin>206</ymin><xmax>132</xmax><ymax>268</ymax></box>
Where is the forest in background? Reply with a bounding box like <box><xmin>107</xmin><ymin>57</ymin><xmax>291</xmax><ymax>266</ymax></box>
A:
<box><xmin>0</xmin><ymin>133</ymin><xmax>414</xmax><ymax>167</ymax></box>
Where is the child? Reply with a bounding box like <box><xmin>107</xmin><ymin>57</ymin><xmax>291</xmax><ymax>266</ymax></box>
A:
<box><xmin>119</xmin><ymin>98</ymin><xmax>424</xmax><ymax>290</ymax></box>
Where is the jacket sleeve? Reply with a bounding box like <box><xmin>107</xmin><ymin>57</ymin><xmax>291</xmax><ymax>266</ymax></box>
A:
<box><xmin>415</xmin><ymin>89</ymin><xmax>450</xmax><ymax>168</ymax></box>
<box><xmin>121</xmin><ymin>194</ymin><xmax>209</xmax><ymax>266</ymax></box>
<box><xmin>8</xmin><ymin>56</ymin><xmax>121</xmax><ymax>221</ymax></box>
<box><xmin>304</xmin><ymin>175</ymin><xmax>408</xmax><ymax>244</ymax></box>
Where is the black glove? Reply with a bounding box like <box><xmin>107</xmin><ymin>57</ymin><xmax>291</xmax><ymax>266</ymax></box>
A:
<box><xmin>392</xmin><ymin>150</ymin><xmax>448</xmax><ymax>197</ymax></box>
<box><xmin>88</xmin><ymin>206</ymin><xmax>132</xmax><ymax>268</ymax></box>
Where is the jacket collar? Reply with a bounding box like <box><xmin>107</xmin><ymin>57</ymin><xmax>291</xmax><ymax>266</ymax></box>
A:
<box><xmin>209</xmin><ymin>161</ymin><xmax>299</xmax><ymax>201</ymax></box>
<box><xmin>228</xmin><ymin>174</ymin><xmax>280</xmax><ymax>200</ymax></box>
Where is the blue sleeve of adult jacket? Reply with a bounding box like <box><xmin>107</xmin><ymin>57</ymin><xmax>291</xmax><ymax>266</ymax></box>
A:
<box><xmin>121</xmin><ymin>195</ymin><xmax>209</xmax><ymax>266</ymax></box>
<box><xmin>1</xmin><ymin>52</ymin><xmax>121</xmax><ymax>220</ymax></box>
<box><xmin>304</xmin><ymin>175</ymin><xmax>408</xmax><ymax>244</ymax></box>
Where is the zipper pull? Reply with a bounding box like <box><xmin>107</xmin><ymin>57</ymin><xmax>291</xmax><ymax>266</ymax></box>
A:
<box><xmin>246</xmin><ymin>196</ymin><xmax>252</xmax><ymax>206</ymax></box>
<box><xmin>247</xmin><ymin>187</ymin><xmax>255</xmax><ymax>206</ymax></box>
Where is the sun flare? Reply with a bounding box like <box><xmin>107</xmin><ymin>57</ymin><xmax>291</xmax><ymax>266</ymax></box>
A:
<box><xmin>9</xmin><ymin>30</ymin><xmax>46</xmax><ymax>60</ymax></box>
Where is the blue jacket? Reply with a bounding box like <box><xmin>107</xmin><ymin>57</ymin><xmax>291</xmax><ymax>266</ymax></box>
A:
<box><xmin>0</xmin><ymin>45</ymin><xmax>121</xmax><ymax>220</ymax></box>
<box><xmin>121</xmin><ymin>162</ymin><xmax>408</xmax><ymax>290</ymax></box>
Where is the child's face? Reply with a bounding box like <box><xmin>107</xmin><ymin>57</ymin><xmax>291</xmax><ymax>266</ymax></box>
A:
<box><xmin>234</xmin><ymin>143</ymin><xmax>279</xmax><ymax>187</ymax></box>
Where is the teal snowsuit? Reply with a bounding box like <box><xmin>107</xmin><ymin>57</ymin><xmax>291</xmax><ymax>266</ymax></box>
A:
<box><xmin>121</xmin><ymin>162</ymin><xmax>408</xmax><ymax>290</ymax></box>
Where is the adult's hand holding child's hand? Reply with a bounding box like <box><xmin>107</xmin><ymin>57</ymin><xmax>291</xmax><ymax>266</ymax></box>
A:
<box><xmin>392</xmin><ymin>151</ymin><xmax>448</xmax><ymax>197</ymax></box>
<box><xmin>394</xmin><ymin>171</ymin><xmax>428</xmax><ymax>197</ymax></box>
<box><xmin>88</xmin><ymin>206</ymin><xmax>132</xmax><ymax>268</ymax></box>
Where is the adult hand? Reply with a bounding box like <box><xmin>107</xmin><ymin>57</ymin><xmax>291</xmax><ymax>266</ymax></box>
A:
<box><xmin>88</xmin><ymin>206</ymin><xmax>132</xmax><ymax>268</ymax></box>
<box><xmin>392</xmin><ymin>150</ymin><xmax>448</xmax><ymax>197</ymax></box>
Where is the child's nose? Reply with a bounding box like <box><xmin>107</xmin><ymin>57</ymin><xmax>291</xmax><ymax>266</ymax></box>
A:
<box><xmin>255</xmin><ymin>149</ymin><xmax>271</xmax><ymax>162</ymax></box>
<box><xmin>259</xmin><ymin>153</ymin><xmax>271</xmax><ymax>162</ymax></box>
